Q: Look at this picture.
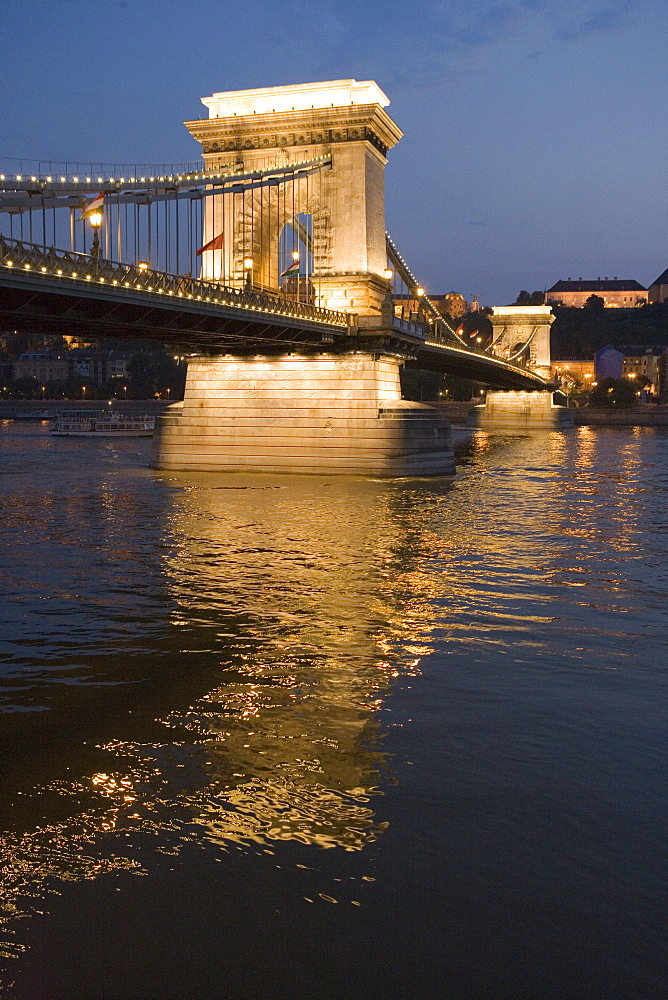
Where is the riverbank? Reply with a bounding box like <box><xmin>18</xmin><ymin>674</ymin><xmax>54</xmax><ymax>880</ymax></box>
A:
<box><xmin>4</xmin><ymin>399</ymin><xmax>667</xmax><ymax>428</ymax></box>
<box><xmin>437</xmin><ymin>401</ymin><xmax>668</xmax><ymax>427</ymax></box>
<box><xmin>0</xmin><ymin>399</ymin><xmax>172</xmax><ymax>420</ymax></box>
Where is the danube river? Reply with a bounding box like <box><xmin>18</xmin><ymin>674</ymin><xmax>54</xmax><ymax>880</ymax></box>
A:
<box><xmin>1</xmin><ymin>420</ymin><xmax>666</xmax><ymax>1000</ymax></box>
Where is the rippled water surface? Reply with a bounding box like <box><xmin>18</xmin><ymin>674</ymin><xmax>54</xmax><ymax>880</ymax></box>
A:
<box><xmin>1</xmin><ymin>420</ymin><xmax>666</xmax><ymax>999</ymax></box>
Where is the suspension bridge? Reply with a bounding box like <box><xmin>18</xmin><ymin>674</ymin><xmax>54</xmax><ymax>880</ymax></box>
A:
<box><xmin>0</xmin><ymin>79</ymin><xmax>559</xmax><ymax>474</ymax></box>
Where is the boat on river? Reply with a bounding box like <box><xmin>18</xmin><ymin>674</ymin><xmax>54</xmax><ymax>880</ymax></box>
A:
<box><xmin>51</xmin><ymin>409</ymin><xmax>155</xmax><ymax>437</ymax></box>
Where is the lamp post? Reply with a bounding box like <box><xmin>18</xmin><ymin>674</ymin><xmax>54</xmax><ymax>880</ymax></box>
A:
<box><xmin>415</xmin><ymin>286</ymin><xmax>424</xmax><ymax>322</ymax></box>
<box><xmin>291</xmin><ymin>250</ymin><xmax>300</xmax><ymax>300</ymax></box>
<box><xmin>243</xmin><ymin>257</ymin><xmax>253</xmax><ymax>290</ymax></box>
<box><xmin>88</xmin><ymin>210</ymin><xmax>102</xmax><ymax>269</ymax></box>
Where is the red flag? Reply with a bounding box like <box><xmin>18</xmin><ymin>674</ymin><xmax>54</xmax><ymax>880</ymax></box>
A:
<box><xmin>196</xmin><ymin>232</ymin><xmax>224</xmax><ymax>255</ymax></box>
<box><xmin>79</xmin><ymin>192</ymin><xmax>104</xmax><ymax>221</ymax></box>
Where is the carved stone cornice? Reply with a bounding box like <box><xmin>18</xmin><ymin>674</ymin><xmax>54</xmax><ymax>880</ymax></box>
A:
<box><xmin>184</xmin><ymin>104</ymin><xmax>403</xmax><ymax>158</ymax></box>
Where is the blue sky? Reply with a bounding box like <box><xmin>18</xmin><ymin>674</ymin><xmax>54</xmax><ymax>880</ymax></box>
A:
<box><xmin>1</xmin><ymin>0</ymin><xmax>666</xmax><ymax>303</ymax></box>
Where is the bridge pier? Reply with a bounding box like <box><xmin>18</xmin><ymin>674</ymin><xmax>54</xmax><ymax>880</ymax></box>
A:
<box><xmin>467</xmin><ymin>391</ymin><xmax>574</xmax><ymax>430</ymax></box>
<box><xmin>152</xmin><ymin>353</ymin><xmax>455</xmax><ymax>476</ymax></box>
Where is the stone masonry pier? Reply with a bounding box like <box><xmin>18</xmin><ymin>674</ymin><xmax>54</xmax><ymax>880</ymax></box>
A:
<box><xmin>153</xmin><ymin>353</ymin><xmax>455</xmax><ymax>476</ymax></box>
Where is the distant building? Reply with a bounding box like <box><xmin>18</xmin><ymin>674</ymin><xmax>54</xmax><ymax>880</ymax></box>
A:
<box><xmin>648</xmin><ymin>267</ymin><xmax>668</xmax><ymax>304</ymax></box>
<box><xmin>13</xmin><ymin>349</ymin><xmax>131</xmax><ymax>385</ymax></box>
<box><xmin>621</xmin><ymin>347</ymin><xmax>663</xmax><ymax>391</ymax></box>
<box><xmin>393</xmin><ymin>292</ymin><xmax>469</xmax><ymax>320</ymax></box>
<box><xmin>436</xmin><ymin>292</ymin><xmax>469</xmax><ymax>319</ymax></box>
<box><xmin>546</xmin><ymin>278</ymin><xmax>647</xmax><ymax>308</ymax></box>
<box><xmin>595</xmin><ymin>346</ymin><xmax>623</xmax><ymax>381</ymax></box>
<box><xmin>13</xmin><ymin>354</ymin><xmax>69</xmax><ymax>382</ymax></box>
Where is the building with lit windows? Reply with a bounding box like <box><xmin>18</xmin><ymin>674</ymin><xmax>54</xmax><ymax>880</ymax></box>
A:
<box><xmin>13</xmin><ymin>350</ymin><xmax>131</xmax><ymax>385</ymax></box>
<box><xmin>621</xmin><ymin>348</ymin><xmax>663</xmax><ymax>391</ymax></box>
<box><xmin>393</xmin><ymin>292</ymin><xmax>469</xmax><ymax>320</ymax></box>
<box><xmin>546</xmin><ymin>278</ymin><xmax>647</xmax><ymax>308</ymax></box>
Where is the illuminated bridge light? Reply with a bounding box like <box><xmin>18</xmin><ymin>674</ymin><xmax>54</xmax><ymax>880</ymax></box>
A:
<box><xmin>6</xmin><ymin>261</ymin><xmax>13</xmax><ymax>267</ymax></box>
<box><xmin>24</xmin><ymin>264</ymin><xmax>30</xmax><ymax>270</ymax></box>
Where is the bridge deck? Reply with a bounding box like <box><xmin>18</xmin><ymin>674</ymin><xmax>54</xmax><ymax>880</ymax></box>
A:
<box><xmin>0</xmin><ymin>237</ymin><xmax>550</xmax><ymax>390</ymax></box>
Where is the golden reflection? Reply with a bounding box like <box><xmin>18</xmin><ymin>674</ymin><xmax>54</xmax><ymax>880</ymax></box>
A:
<box><xmin>155</xmin><ymin>473</ymin><xmax>435</xmax><ymax>851</ymax></box>
<box><xmin>2</xmin><ymin>472</ymin><xmax>448</xmax><ymax>957</ymax></box>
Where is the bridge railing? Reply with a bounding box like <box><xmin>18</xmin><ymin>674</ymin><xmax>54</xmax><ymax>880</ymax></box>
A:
<box><xmin>0</xmin><ymin>236</ymin><xmax>348</xmax><ymax>329</ymax></box>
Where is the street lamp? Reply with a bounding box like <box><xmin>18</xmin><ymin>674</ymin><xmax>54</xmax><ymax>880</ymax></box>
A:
<box><xmin>243</xmin><ymin>257</ymin><xmax>253</xmax><ymax>289</ymax></box>
<box><xmin>88</xmin><ymin>210</ymin><xmax>102</xmax><ymax>265</ymax></box>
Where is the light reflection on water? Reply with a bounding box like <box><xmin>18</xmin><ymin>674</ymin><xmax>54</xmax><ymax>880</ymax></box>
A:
<box><xmin>1</xmin><ymin>421</ymin><xmax>667</xmax><ymax>998</ymax></box>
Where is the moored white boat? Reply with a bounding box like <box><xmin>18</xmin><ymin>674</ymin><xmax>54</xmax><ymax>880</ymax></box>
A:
<box><xmin>51</xmin><ymin>410</ymin><xmax>155</xmax><ymax>437</ymax></box>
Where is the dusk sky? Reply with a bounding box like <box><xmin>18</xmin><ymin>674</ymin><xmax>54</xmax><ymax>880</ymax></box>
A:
<box><xmin>2</xmin><ymin>0</ymin><xmax>666</xmax><ymax>304</ymax></box>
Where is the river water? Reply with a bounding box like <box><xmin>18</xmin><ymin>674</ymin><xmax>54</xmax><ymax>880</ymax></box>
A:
<box><xmin>1</xmin><ymin>420</ymin><xmax>666</xmax><ymax>1000</ymax></box>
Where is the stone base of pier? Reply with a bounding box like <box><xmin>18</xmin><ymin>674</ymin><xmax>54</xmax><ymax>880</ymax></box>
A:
<box><xmin>467</xmin><ymin>391</ymin><xmax>574</xmax><ymax>431</ymax></box>
<box><xmin>152</xmin><ymin>353</ymin><xmax>456</xmax><ymax>476</ymax></box>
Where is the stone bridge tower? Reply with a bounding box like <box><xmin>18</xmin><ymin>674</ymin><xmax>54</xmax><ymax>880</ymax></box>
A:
<box><xmin>488</xmin><ymin>305</ymin><xmax>554</xmax><ymax>380</ymax></box>
<box><xmin>184</xmin><ymin>80</ymin><xmax>403</xmax><ymax>316</ymax></box>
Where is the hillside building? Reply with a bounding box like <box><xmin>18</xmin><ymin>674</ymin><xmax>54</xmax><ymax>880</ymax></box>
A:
<box><xmin>546</xmin><ymin>278</ymin><xmax>647</xmax><ymax>308</ymax></box>
<box><xmin>648</xmin><ymin>267</ymin><xmax>668</xmax><ymax>304</ymax></box>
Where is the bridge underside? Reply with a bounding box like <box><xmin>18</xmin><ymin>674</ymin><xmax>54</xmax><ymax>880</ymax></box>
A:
<box><xmin>407</xmin><ymin>351</ymin><xmax>551</xmax><ymax>392</ymax></box>
<box><xmin>0</xmin><ymin>272</ymin><xmax>345</xmax><ymax>352</ymax></box>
